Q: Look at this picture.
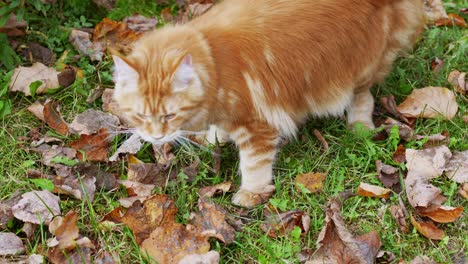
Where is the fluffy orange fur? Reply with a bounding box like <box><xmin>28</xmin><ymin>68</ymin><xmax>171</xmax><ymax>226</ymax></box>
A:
<box><xmin>112</xmin><ymin>0</ymin><xmax>424</xmax><ymax>207</ymax></box>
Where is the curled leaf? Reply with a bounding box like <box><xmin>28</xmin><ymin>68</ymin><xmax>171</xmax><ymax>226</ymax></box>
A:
<box><xmin>410</xmin><ymin>214</ymin><xmax>445</xmax><ymax>240</ymax></box>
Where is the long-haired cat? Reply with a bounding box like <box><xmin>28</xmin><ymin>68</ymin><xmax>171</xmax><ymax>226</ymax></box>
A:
<box><xmin>112</xmin><ymin>0</ymin><xmax>424</xmax><ymax>207</ymax></box>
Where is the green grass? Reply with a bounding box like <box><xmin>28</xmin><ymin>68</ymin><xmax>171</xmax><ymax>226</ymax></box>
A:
<box><xmin>1</xmin><ymin>0</ymin><xmax>467</xmax><ymax>263</ymax></box>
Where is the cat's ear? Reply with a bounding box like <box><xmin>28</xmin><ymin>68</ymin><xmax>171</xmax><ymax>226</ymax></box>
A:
<box><xmin>112</xmin><ymin>53</ymin><xmax>139</xmax><ymax>92</ymax></box>
<box><xmin>173</xmin><ymin>54</ymin><xmax>195</xmax><ymax>92</ymax></box>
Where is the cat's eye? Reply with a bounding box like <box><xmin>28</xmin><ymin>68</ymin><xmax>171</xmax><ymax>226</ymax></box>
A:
<box><xmin>164</xmin><ymin>114</ymin><xmax>176</xmax><ymax>121</ymax></box>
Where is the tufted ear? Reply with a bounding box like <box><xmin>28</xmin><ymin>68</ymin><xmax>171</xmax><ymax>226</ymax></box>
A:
<box><xmin>173</xmin><ymin>54</ymin><xmax>195</xmax><ymax>91</ymax></box>
<box><xmin>112</xmin><ymin>54</ymin><xmax>139</xmax><ymax>93</ymax></box>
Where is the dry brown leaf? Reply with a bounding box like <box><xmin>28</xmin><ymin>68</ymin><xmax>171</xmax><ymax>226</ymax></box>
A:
<box><xmin>28</xmin><ymin>169</ymin><xmax>97</xmax><ymax>202</ymax></box>
<box><xmin>69</xmin><ymin>128</ymin><xmax>110</xmax><ymax>161</ymax></box>
<box><xmin>389</xmin><ymin>205</ymin><xmax>409</xmax><ymax>233</ymax></box>
<box><xmin>393</xmin><ymin>144</ymin><xmax>407</xmax><ymax>163</ymax></box>
<box><xmin>43</xmin><ymin>100</ymin><xmax>70</xmax><ymax>136</ymax></box>
<box><xmin>410</xmin><ymin>255</ymin><xmax>438</xmax><ymax>264</ymax></box>
<box><xmin>459</xmin><ymin>183</ymin><xmax>468</xmax><ymax>199</ymax></box>
<box><xmin>423</xmin><ymin>0</ymin><xmax>448</xmax><ymax>23</ymax></box>
<box><xmin>9</xmin><ymin>63</ymin><xmax>60</xmax><ymax>96</ymax></box>
<box><xmin>94</xmin><ymin>251</ymin><xmax>119</xmax><ymax>264</ymax></box>
<box><xmin>417</xmin><ymin>206</ymin><xmax>463</xmax><ymax>223</ymax></box>
<box><xmin>410</xmin><ymin>214</ymin><xmax>445</xmax><ymax>240</ymax></box>
<box><xmin>0</xmin><ymin>232</ymin><xmax>24</xmax><ymax>256</ymax></box>
<box><xmin>435</xmin><ymin>13</ymin><xmax>467</xmax><ymax>27</ymax></box>
<box><xmin>46</xmin><ymin>246</ymin><xmax>93</xmax><ymax>264</ymax></box>
<box><xmin>19</xmin><ymin>42</ymin><xmax>56</xmax><ymax>66</ymax></box>
<box><xmin>380</xmin><ymin>96</ymin><xmax>414</xmax><ymax>126</ymax></box>
<box><xmin>178</xmin><ymin>251</ymin><xmax>220</xmax><ymax>264</ymax></box>
<box><xmin>118</xmin><ymin>180</ymin><xmax>155</xmax><ymax>197</ymax></box>
<box><xmin>11</xmin><ymin>190</ymin><xmax>61</xmax><ymax>225</ymax></box>
<box><xmin>382</xmin><ymin>117</ymin><xmax>414</xmax><ymax>141</ymax></box>
<box><xmin>198</xmin><ymin>181</ymin><xmax>233</xmax><ymax>198</ymax></box>
<box><xmin>123</xmin><ymin>15</ymin><xmax>158</xmax><ymax>32</ymax></box>
<box><xmin>31</xmin><ymin>144</ymin><xmax>77</xmax><ymax>166</ymax></box>
<box><xmin>27</xmin><ymin>100</ymin><xmax>46</xmax><ymax>122</ymax></box>
<box><xmin>444</xmin><ymin>151</ymin><xmax>468</xmax><ymax>183</ymax></box>
<box><xmin>415</xmin><ymin>132</ymin><xmax>450</xmax><ymax>149</ymax></box>
<box><xmin>295</xmin><ymin>172</ymin><xmax>326</xmax><ymax>193</ymax></box>
<box><xmin>109</xmin><ymin>134</ymin><xmax>143</xmax><ymax>162</ymax></box>
<box><xmin>376</xmin><ymin>160</ymin><xmax>401</xmax><ymax>192</ymax></box>
<box><xmin>101</xmin><ymin>88</ymin><xmax>133</xmax><ymax>127</ymax></box>
<box><xmin>126</xmin><ymin>155</ymin><xmax>169</xmax><ymax>187</ymax></box>
<box><xmin>153</xmin><ymin>143</ymin><xmax>175</xmax><ymax>168</ymax></box>
<box><xmin>448</xmin><ymin>70</ymin><xmax>467</xmax><ymax>95</ymax></box>
<box><xmin>48</xmin><ymin>211</ymin><xmax>80</xmax><ymax>250</ymax></box>
<box><xmin>192</xmin><ymin>199</ymin><xmax>236</xmax><ymax>243</ymax></box>
<box><xmin>0</xmin><ymin>14</ymin><xmax>27</xmax><ymax>36</ymax></box>
<box><xmin>431</xmin><ymin>57</ymin><xmax>444</xmax><ymax>73</ymax></box>
<box><xmin>261</xmin><ymin>209</ymin><xmax>310</xmax><ymax>238</ymax></box>
<box><xmin>405</xmin><ymin>146</ymin><xmax>451</xmax><ymax>208</ymax></box>
<box><xmin>0</xmin><ymin>191</ymin><xmax>23</xmax><ymax>229</ymax></box>
<box><xmin>357</xmin><ymin>183</ymin><xmax>391</xmax><ymax>199</ymax></box>
<box><xmin>307</xmin><ymin>191</ymin><xmax>381</xmax><ymax>264</ymax></box>
<box><xmin>93</xmin><ymin>0</ymin><xmax>115</xmax><ymax>10</ymax></box>
<box><xmin>92</xmin><ymin>18</ymin><xmax>142</xmax><ymax>55</ymax></box>
<box><xmin>69</xmin><ymin>109</ymin><xmax>120</xmax><ymax>135</ymax></box>
<box><xmin>397</xmin><ymin>87</ymin><xmax>458</xmax><ymax>120</ymax></box>
<box><xmin>69</xmin><ymin>29</ymin><xmax>104</xmax><ymax>61</ymax></box>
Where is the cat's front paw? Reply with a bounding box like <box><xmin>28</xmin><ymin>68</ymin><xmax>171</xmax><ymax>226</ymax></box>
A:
<box><xmin>231</xmin><ymin>185</ymin><xmax>275</xmax><ymax>208</ymax></box>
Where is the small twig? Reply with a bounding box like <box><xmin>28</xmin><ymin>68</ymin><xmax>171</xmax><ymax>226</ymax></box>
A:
<box><xmin>313</xmin><ymin>129</ymin><xmax>329</xmax><ymax>151</ymax></box>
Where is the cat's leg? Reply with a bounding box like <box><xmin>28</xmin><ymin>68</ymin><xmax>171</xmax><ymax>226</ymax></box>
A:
<box><xmin>205</xmin><ymin>125</ymin><xmax>229</xmax><ymax>145</ymax></box>
<box><xmin>347</xmin><ymin>87</ymin><xmax>375</xmax><ymax>129</ymax></box>
<box><xmin>230</xmin><ymin>124</ymin><xmax>278</xmax><ymax>207</ymax></box>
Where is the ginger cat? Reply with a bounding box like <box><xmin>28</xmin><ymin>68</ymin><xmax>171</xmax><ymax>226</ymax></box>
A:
<box><xmin>112</xmin><ymin>0</ymin><xmax>424</xmax><ymax>207</ymax></box>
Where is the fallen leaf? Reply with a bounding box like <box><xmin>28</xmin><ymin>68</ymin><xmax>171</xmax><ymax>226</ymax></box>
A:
<box><xmin>0</xmin><ymin>14</ymin><xmax>27</xmax><ymax>36</ymax></box>
<box><xmin>423</xmin><ymin>0</ymin><xmax>448</xmax><ymax>24</ymax></box>
<box><xmin>379</xmin><ymin>96</ymin><xmax>414</xmax><ymax>126</ymax></box>
<box><xmin>376</xmin><ymin>160</ymin><xmax>401</xmax><ymax>192</ymax></box>
<box><xmin>295</xmin><ymin>172</ymin><xmax>326</xmax><ymax>193</ymax></box>
<box><xmin>410</xmin><ymin>255</ymin><xmax>438</xmax><ymax>264</ymax></box>
<box><xmin>192</xmin><ymin>199</ymin><xmax>236</xmax><ymax>243</ymax></box>
<box><xmin>417</xmin><ymin>205</ymin><xmax>463</xmax><ymax>223</ymax></box>
<box><xmin>382</xmin><ymin>117</ymin><xmax>414</xmax><ymax>141</ymax></box>
<box><xmin>69</xmin><ymin>128</ymin><xmax>110</xmax><ymax>161</ymax></box>
<box><xmin>9</xmin><ymin>63</ymin><xmax>60</xmax><ymax>96</ymax></box>
<box><xmin>410</xmin><ymin>214</ymin><xmax>445</xmax><ymax>240</ymax></box>
<box><xmin>27</xmin><ymin>101</ymin><xmax>46</xmax><ymax>122</ymax></box>
<box><xmin>92</xmin><ymin>0</ymin><xmax>115</xmax><ymax>10</ymax></box>
<box><xmin>199</xmin><ymin>181</ymin><xmax>233</xmax><ymax>198</ymax></box>
<box><xmin>261</xmin><ymin>208</ymin><xmax>310</xmax><ymax>238</ymax></box>
<box><xmin>68</xmin><ymin>29</ymin><xmax>104</xmax><ymax>61</ymax></box>
<box><xmin>178</xmin><ymin>251</ymin><xmax>220</xmax><ymax>264</ymax></box>
<box><xmin>43</xmin><ymin>100</ymin><xmax>69</xmax><ymax>136</ymax></box>
<box><xmin>73</xmin><ymin>163</ymin><xmax>118</xmax><ymax>191</ymax></box>
<box><xmin>48</xmin><ymin>211</ymin><xmax>80</xmax><ymax>250</ymax></box>
<box><xmin>389</xmin><ymin>205</ymin><xmax>409</xmax><ymax>233</ymax></box>
<box><xmin>123</xmin><ymin>15</ymin><xmax>158</xmax><ymax>32</ymax></box>
<box><xmin>307</xmin><ymin>191</ymin><xmax>381</xmax><ymax>264</ymax></box>
<box><xmin>126</xmin><ymin>155</ymin><xmax>168</xmax><ymax>187</ymax></box>
<box><xmin>11</xmin><ymin>190</ymin><xmax>61</xmax><ymax>225</ymax></box>
<box><xmin>414</xmin><ymin>132</ymin><xmax>450</xmax><ymax>149</ymax></box>
<box><xmin>109</xmin><ymin>134</ymin><xmax>143</xmax><ymax>161</ymax></box>
<box><xmin>86</xmin><ymin>86</ymin><xmax>105</xmax><ymax>104</ymax></box>
<box><xmin>69</xmin><ymin>109</ymin><xmax>120</xmax><ymax>135</ymax></box>
<box><xmin>0</xmin><ymin>191</ymin><xmax>23</xmax><ymax>229</ymax></box>
<box><xmin>47</xmin><ymin>246</ymin><xmax>93</xmax><ymax>264</ymax></box>
<box><xmin>461</xmin><ymin>8</ymin><xmax>468</xmax><ymax>14</ymax></box>
<box><xmin>397</xmin><ymin>87</ymin><xmax>458</xmax><ymax>120</ymax></box>
<box><xmin>435</xmin><ymin>13</ymin><xmax>467</xmax><ymax>27</ymax></box>
<box><xmin>393</xmin><ymin>144</ymin><xmax>406</xmax><ymax>163</ymax></box>
<box><xmin>92</xmin><ymin>18</ymin><xmax>142</xmax><ymax>55</ymax></box>
<box><xmin>313</xmin><ymin>129</ymin><xmax>329</xmax><ymax>151</ymax></box>
<box><xmin>22</xmin><ymin>222</ymin><xmax>36</xmax><ymax>240</ymax></box>
<box><xmin>444</xmin><ymin>151</ymin><xmax>468</xmax><ymax>183</ymax></box>
<box><xmin>118</xmin><ymin>180</ymin><xmax>155</xmax><ymax>197</ymax></box>
<box><xmin>0</xmin><ymin>232</ymin><xmax>25</xmax><ymax>256</ymax></box>
<box><xmin>405</xmin><ymin>146</ymin><xmax>451</xmax><ymax>209</ymax></box>
<box><xmin>448</xmin><ymin>70</ymin><xmax>467</xmax><ymax>95</ymax></box>
<box><xmin>31</xmin><ymin>144</ymin><xmax>77</xmax><ymax>166</ymax></box>
<box><xmin>153</xmin><ymin>143</ymin><xmax>175</xmax><ymax>168</ymax></box>
<box><xmin>94</xmin><ymin>251</ymin><xmax>119</xmax><ymax>264</ymax></box>
<box><xmin>357</xmin><ymin>183</ymin><xmax>391</xmax><ymax>199</ymax></box>
<box><xmin>431</xmin><ymin>57</ymin><xmax>444</xmax><ymax>73</ymax></box>
<box><xmin>19</xmin><ymin>42</ymin><xmax>56</xmax><ymax>66</ymax></box>
<box><xmin>57</xmin><ymin>66</ymin><xmax>76</xmax><ymax>88</ymax></box>
<box><xmin>101</xmin><ymin>88</ymin><xmax>133</xmax><ymax>127</ymax></box>
<box><xmin>459</xmin><ymin>183</ymin><xmax>468</xmax><ymax>199</ymax></box>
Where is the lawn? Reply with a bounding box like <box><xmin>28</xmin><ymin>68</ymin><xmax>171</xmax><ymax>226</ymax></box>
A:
<box><xmin>0</xmin><ymin>0</ymin><xmax>467</xmax><ymax>263</ymax></box>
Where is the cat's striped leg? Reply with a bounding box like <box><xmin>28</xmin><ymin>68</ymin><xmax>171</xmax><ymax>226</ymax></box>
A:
<box><xmin>230</xmin><ymin>124</ymin><xmax>278</xmax><ymax>207</ymax></box>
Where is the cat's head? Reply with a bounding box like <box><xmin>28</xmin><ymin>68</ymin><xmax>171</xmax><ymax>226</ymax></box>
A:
<box><xmin>112</xmin><ymin>49</ymin><xmax>207</xmax><ymax>144</ymax></box>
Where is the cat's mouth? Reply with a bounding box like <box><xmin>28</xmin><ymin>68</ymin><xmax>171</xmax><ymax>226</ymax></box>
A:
<box><xmin>137</xmin><ymin>130</ymin><xmax>177</xmax><ymax>145</ymax></box>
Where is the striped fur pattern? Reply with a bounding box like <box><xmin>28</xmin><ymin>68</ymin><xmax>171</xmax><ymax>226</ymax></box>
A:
<box><xmin>112</xmin><ymin>0</ymin><xmax>424</xmax><ymax>207</ymax></box>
